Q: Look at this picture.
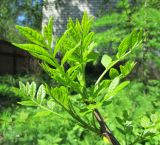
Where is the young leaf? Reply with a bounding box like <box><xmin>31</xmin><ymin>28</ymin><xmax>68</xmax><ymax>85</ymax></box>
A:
<box><xmin>141</xmin><ymin>116</ymin><xmax>151</xmax><ymax>128</ymax></box>
<box><xmin>47</xmin><ymin>16</ymin><xmax>54</xmax><ymax>47</ymax></box>
<box><xmin>81</xmin><ymin>12</ymin><xmax>94</xmax><ymax>36</ymax></box>
<box><xmin>18</xmin><ymin>100</ymin><xmax>37</xmax><ymax>106</ymax></box>
<box><xmin>51</xmin><ymin>87</ymin><xmax>69</xmax><ymax>107</ymax></box>
<box><xmin>26</xmin><ymin>82</ymin><xmax>30</xmax><ymax>96</ymax></box>
<box><xmin>108</xmin><ymin>77</ymin><xmax>120</xmax><ymax>92</ymax></box>
<box><xmin>34</xmin><ymin>111</ymin><xmax>51</xmax><ymax>117</ymax></box>
<box><xmin>116</xmin><ymin>30</ymin><xmax>142</xmax><ymax>59</ymax></box>
<box><xmin>116</xmin><ymin>35</ymin><xmax>130</xmax><ymax>59</ymax></box>
<box><xmin>19</xmin><ymin>81</ymin><xmax>26</xmax><ymax>93</ymax></box>
<box><xmin>101</xmin><ymin>54</ymin><xmax>112</xmax><ymax>69</ymax></box>
<box><xmin>47</xmin><ymin>99</ymin><xmax>55</xmax><ymax>110</ymax></box>
<box><xmin>16</xmin><ymin>25</ymin><xmax>46</xmax><ymax>47</ymax></box>
<box><xmin>113</xmin><ymin>81</ymin><xmax>130</xmax><ymax>95</ymax></box>
<box><xmin>28</xmin><ymin>81</ymin><xmax>36</xmax><ymax>98</ymax></box>
<box><xmin>120</xmin><ymin>61</ymin><xmax>135</xmax><ymax>77</ymax></box>
<box><xmin>37</xmin><ymin>84</ymin><xmax>46</xmax><ymax>104</ymax></box>
<box><xmin>31</xmin><ymin>53</ymin><xmax>56</xmax><ymax>67</ymax></box>
<box><xmin>61</xmin><ymin>41</ymin><xmax>81</xmax><ymax>65</ymax></box>
<box><xmin>82</xmin><ymin>32</ymin><xmax>94</xmax><ymax>50</ymax></box>
<box><xmin>43</xmin><ymin>17</ymin><xmax>54</xmax><ymax>48</ymax></box>
<box><xmin>54</xmin><ymin>28</ymin><xmax>72</xmax><ymax>57</ymax></box>
<box><xmin>104</xmin><ymin>81</ymin><xmax>129</xmax><ymax>101</ymax></box>
<box><xmin>12</xmin><ymin>43</ymin><xmax>50</xmax><ymax>57</ymax></box>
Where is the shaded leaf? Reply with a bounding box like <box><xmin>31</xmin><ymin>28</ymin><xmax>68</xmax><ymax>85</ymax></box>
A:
<box><xmin>109</xmin><ymin>68</ymin><xmax>119</xmax><ymax>79</ymax></box>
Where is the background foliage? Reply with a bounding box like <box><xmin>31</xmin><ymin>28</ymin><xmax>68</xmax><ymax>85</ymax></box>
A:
<box><xmin>93</xmin><ymin>0</ymin><xmax>160</xmax><ymax>81</ymax></box>
<box><xmin>0</xmin><ymin>0</ymin><xmax>43</xmax><ymax>42</ymax></box>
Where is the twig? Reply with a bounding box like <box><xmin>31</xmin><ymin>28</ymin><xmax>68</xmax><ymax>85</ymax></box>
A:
<box><xmin>93</xmin><ymin>109</ymin><xmax>120</xmax><ymax>145</ymax></box>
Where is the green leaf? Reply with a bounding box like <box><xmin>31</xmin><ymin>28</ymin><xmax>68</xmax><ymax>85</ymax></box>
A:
<box><xmin>43</xmin><ymin>17</ymin><xmax>54</xmax><ymax>48</ymax></box>
<box><xmin>116</xmin><ymin>117</ymin><xmax>124</xmax><ymax>126</ymax></box>
<box><xmin>13</xmin><ymin>43</ymin><xmax>49</xmax><ymax>57</ymax></box>
<box><xmin>75</xmin><ymin>18</ymin><xmax>82</xmax><ymax>37</ymax></box>
<box><xmin>116</xmin><ymin>30</ymin><xmax>142</xmax><ymax>58</ymax></box>
<box><xmin>109</xmin><ymin>68</ymin><xmax>119</xmax><ymax>79</ymax></box>
<box><xmin>28</xmin><ymin>81</ymin><xmax>36</xmax><ymax>98</ymax></box>
<box><xmin>101</xmin><ymin>54</ymin><xmax>112</xmax><ymax>69</ymax></box>
<box><xmin>130</xmin><ymin>29</ymin><xmax>142</xmax><ymax>49</ymax></box>
<box><xmin>61</xmin><ymin>41</ymin><xmax>81</xmax><ymax>65</ymax></box>
<box><xmin>51</xmin><ymin>87</ymin><xmax>69</xmax><ymax>107</ymax></box>
<box><xmin>94</xmin><ymin>79</ymin><xmax>111</xmax><ymax>96</ymax></box>
<box><xmin>37</xmin><ymin>84</ymin><xmax>46</xmax><ymax>104</ymax></box>
<box><xmin>47</xmin><ymin>99</ymin><xmax>55</xmax><ymax>110</ymax></box>
<box><xmin>104</xmin><ymin>81</ymin><xmax>129</xmax><ymax>101</ymax></box>
<box><xmin>47</xmin><ymin>16</ymin><xmax>54</xmax><ymax>47</ymax></box>
<box><xmin>108</xmin><ymin>77</ymin><xmax>120</xmax><ymax>92</ymax></box>
<box><xmin>26</xmin><ymin>82</ymin><xmax>30</xmax><ymax>96</ymax></box>
<box><xmin>81</xmin><ymin>12</ymin><xmax>94</xmax><ymax>36</ymax></box>
<box><xmin>19</xmin><ymin>81</ymin><xmax>25</xmax><ymax>93</ymax></box>
<box><xmin>54</xmin><ymin>28</ymin><xmax>71</xmax><ymax>57</ymax></box>
<box><xmin>120</xmin><ymin>61</ymin><xmax>135</xmax><ymax>77</ymax></box>
<box><xmin>151</xmin><ymin>114</ymin><xmax>158</xmax><ymax>123</ymax></box>
<box><xmin>112</xmin><ymin>81</ymin><xmax>129</xmax><ymax>95</ymax></box>
<box><xmin>86</xmin><ymin>51</ymin><xmax>99</xmax><ymax>62</ymax></box>
<box><xmin>141</xmin><ymin>116</ymin><xmax>151</xmax><ymax>128</ymax></box>
<box><xmin>34</xmin><ymin>111</ymin><xmax>51</xmax><ymax>117</ymax></box>
<box><xmin>18</xmin><ymin>101</ymin><xmax>37</xmax><ymax>106</ymax></box>
<box><xmin>116</xmin><ymin>35</ymin><xmax>130</xmax><ymax>59</ymax></box>
<box><xmin>31</xmin><ymin>53</ymin><xmax>56</xmax><ymax>67</ymax></box>
<box><xmin>67</xmin><ymin>65</ymin><xmax>79</xmax><ymax>76</ymax></box>
<box><xmin>117</xmin><ymin>127</ymin><xmax>125</xmax><ymax>135</ymax></box>
<box><xmin>82</xmin><ymin>32</ymin><xmax>94</xmax><ymax>50</ymax></box>
<box><xmin>83</xmin><ymin>42</ymin><xmax>97</xmax><ymax>60</ymax></box>
<box><xmin>16</xmin><ymin>25</ymin><xmax>46</xmax><ymax>47</ymax></box>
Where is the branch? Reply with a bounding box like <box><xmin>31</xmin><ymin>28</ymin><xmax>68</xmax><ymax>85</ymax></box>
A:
<box><xmin>93</xmin><ymin>109</ymin><xmax>120</xmax><ymax>145</ymax></box>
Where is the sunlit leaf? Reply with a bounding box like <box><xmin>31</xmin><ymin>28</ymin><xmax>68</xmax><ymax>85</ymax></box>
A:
<box><xmin>141</xmin><ymin>116</ymin><xmax>151</xmax><ymax>128</ymax></box>
<box><xmin>16</xmin><ymin>25</ymin><xmax>46</xmax><ymax>47</ymax></box>
<box><xmin>37</xmin><ymin>84</ymin><xmax>46</xmax><ymax>104</ymax></box>
<box><xmin>28</xmin><ymin>81</ymin><xmax>36</xmax><ymax>98</ymax></box>
<box><xmin>18</xmin><ymin>100</ymin><xmax>37</xmax><ymax>106</ymax></box>
<box><xmin>101</xmin><ymin>54</ymin><xmax>112</xmax><ymax>69</ymax></box>
<box><xmin>34</xmin><ymin>111</ymin><xmax>51</xmax><ymax>117</ymax></box>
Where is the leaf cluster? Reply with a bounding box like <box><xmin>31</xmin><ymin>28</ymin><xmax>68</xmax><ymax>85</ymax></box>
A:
<box><xmin>13</xmin><ymin>12</ymin><xmax>142</xmax><ymax>141</ymax></box>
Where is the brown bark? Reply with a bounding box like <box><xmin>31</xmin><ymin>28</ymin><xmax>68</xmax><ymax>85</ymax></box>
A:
<box><xmin>93</xmin><ymin>109</ymin><xmax>120</xmax><ymax>145</ymax></box>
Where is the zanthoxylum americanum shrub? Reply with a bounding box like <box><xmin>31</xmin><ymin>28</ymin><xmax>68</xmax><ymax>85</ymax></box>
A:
<box><xmin>13</xmin><ymin>12</ymin><xmax>142</xmax><ymax>145</ymax></box>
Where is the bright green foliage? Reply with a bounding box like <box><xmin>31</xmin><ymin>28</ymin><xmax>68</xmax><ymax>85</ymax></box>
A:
<box><xmin>1</xmin><ymin>76</ymin><xmax>160</xmax><ymax>144</ymax></box>
<box><xmin>13</xmin><ymin>12</ymin><xmax>142</xmax><ymax>143</ymax></box>
<box><xmin>1</xmin><ymin>79</ymin><xmax>159</xmax><ymax>145</ymax></box>
<box><xmin>111</xmin><ymin>80</ymin><xmax>160</xmax><ymax>144</ymax></box>
<box><xmin>93</xmin><ymin>0</ymin><xmax>160</xmax><ymax>80</ymax></box>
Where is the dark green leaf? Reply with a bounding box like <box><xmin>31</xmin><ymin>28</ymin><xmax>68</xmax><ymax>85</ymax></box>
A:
<box><xmin>109</xmin><ymin>68</ymin><xmax>119</xmax><ymax>79</ymax></box>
